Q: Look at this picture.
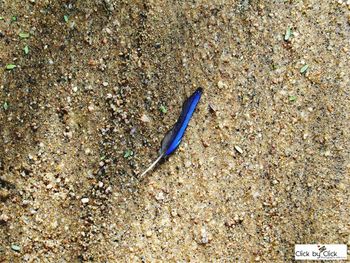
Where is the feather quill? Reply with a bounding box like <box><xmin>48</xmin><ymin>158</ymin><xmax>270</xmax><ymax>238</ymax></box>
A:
<box><xmin>139</xmin><ymin>87</ymin><xmax>203</xmax><ymax>179</ymax></box>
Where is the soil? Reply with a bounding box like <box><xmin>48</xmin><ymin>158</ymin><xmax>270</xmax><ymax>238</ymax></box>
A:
<box><xmin>0</xmin><ymin>0</ymin><xmax>349</xmax><ymax>262</ymax></box>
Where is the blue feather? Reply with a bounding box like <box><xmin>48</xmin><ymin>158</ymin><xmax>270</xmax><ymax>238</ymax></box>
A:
<box><xmin>139</xmin><ymin>88</ymin><xmax>203</xmax><ymax>178</ymax></box>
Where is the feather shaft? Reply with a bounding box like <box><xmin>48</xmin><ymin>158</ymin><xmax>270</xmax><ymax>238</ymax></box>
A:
<box><xmin>138</xmin><ymin>153</ymin><xmax>164</xmax><ymax>179</ymax></box>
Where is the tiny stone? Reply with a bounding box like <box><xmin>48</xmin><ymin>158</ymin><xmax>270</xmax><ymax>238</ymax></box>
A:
<box><xmin>324</xmin><ymin>150</ymin><xmax>331</xmax><ymax>157</ymax></box>
<box><xmin>87</xmin><ymin>170</ymin><xmax>94</xmax><ymax>179</ymax></box>
<box><xmin>81</xmin><ymin>198</ymin><xmax>89</xmax><ymax>204</ymax></box>
<box><xmin>140</xmin><ymin>114</ymin><xmax>151</xmax><ymax>123</ymax></box>
<box><xmin>88</xmin><ymin>104</ymin><xmax>94</xmax><ymax>112</ymax></box>
<box><xmin>217</xmin><ymin>80</ymin><xmax>227</xmax><ymax>89</ymax></box>
<box><xmin>234</xmin><ymin>145</ymin><xmax>243</xmax><ymax>154</ymax></box>
<box><xmin>51</xmin><ymin>220</ymin><xmax>58</xmax><ymax>229</ymax></box>
<box><xmin>200</xmin><ymin>227</ymin><xmax>209</xmax><ymax>244</ymax></box>
<box><xmin>184</xmin><ymin>160</ymin><xmax>192</xmax><ymax>168</ymax></box>
<box><xmin>202</xmin><ymin>140</ymin><xmax>210</xmax><ymax>147</ymax></box>
<box><xmin>155</xmin><ymin>192</ymin><xmax>165</xmax><ymax>201</ymax></box>
<box><xmin>171</xmin><ymin>209</ymin><xmax>178</xmax><ymax>217</ymax></box>
<box><xmin>0</xmin><ymin>213</ymin><xmax>9</xmax><ymax>222</ymax></box>
<box><xmin>102</xmin><ymin>81</ymin><xmax>109</xmax><ymax>87</ymax></box>
<box><xmin>64</xmin><ymin>131</ymin><xmax>73</xmax><ymax>139</ymax></box>
<box><xmin>11</xmin><ymin>245</ymin><xmax>21</xmax><ymax>252</ymax></box>
<box><xmin>72</xmin><ymin>86</ymin><xmax>78</xmax><ymax>92</ymax></box>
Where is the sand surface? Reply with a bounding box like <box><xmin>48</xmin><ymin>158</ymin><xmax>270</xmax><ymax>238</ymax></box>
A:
<box><xmin>1</xmin><ymin>0</ymin><xmax>349</xmax><ymax>261</ymax></box>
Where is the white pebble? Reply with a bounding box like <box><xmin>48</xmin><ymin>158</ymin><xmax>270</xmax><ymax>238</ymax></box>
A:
<box><xmin>234</xmin><ymin>145</ymin><xmax>243</xmax><ymax>154</ymax></box>
<box><xmin>81</xmin><ymin>198</ymin><xmax>89</xmax><ymax>204</ymax></box>
<box><xmin>155</xmin><ymin>192</ymin><xmax>165</xmax><ymax>201</ymax></box>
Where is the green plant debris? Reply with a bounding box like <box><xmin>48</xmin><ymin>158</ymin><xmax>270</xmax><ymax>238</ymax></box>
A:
<box><xmin>64</xmin><ymin>15</ymin><xmax>69</xmax><ymax>23</ymax></box>
<box><xmin>123</xmin><ymin>149</ymin><xmax>133</xmax><ymax>158</ymax></box>
<box><xmin>289</xmin><ymin>95</ymin><xmax>297</xmax><ymax>102</ymax></box>
<box><xmin>10</xmin><ymin>244</ymin><xmax>20</xmax><ymax>252</ymax></box>
<box><xmin>160</xmin><ymin>105</ymin><xmax>167</xmax><ymax>113</ymax></box>
<box><xmin>24</xmin><ymin>45</ymin><xmax>29</xmax><ymax>55</ymax></box>
<box><xmin>284</xmin><ymin>27</ymin><xmax>292</xmax><ymax>41</ymax></box>
<box><xmin>3</xmin><ymin>101</ymin><xmax>9</xmax><ymax>110</ymax></box>
<box><xmin>11</xmin><ymin>16</ymin><xmax>17</xmax><ymax>22</ymax></box>
<box><xmin>0</xmin><ymin>17</ymin><xmax>4</xmax><ymax>20</ymax></box>
<box><xmin>19</xmin><ymin>32</ymin><xmax>30</xmax><ymax>39</ymax></box>
<box><xmin>300</xmin><ymin>64</ymin><xmax>309</xmax><ymax>74</ymax></box>
<box><xmin>6</xmin><ymin>64</ymin><xmax>16</xmax><ymax>70</ymax></box>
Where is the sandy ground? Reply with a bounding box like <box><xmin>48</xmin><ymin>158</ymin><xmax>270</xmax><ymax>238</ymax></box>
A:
<box><xmin>1</xmin><ymin>0</ymin><xmax>349</xmax><ymax>262</ymax></box>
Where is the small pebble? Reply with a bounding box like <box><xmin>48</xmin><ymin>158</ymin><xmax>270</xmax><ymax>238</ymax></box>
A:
<box><xmin>0</xmin><ymin>213</ymin><xmax>9</xmax><ymax>222</ymax></box>
<box><xmin>184</xmin><ymin>160</ymin><xmax>192</xmax><ymax>168</ymax></box>
<box><xmin>140</xmin><ymin>114</ymin><xmax>151</xmax><ymax>123</ymax></box>
<box><xmin>155</xmin><ymin>192</ymin><xmax>165</xmax><ymax>201</ymax></box>
<box><xmin>145</xmin><ymin>230</ymin><xmax>152</xmax><ymax>237</ymax></box>
<box><xmin>11</xmin><ymin>244</ymin><xmax>20</xmax><ymax>252</ymax></box>
<box><xmin>234</xmin><ymin>145</ymin><xmax>243</xmax><ymax>154</ymax></box>
<box><xmin>81</xmin><ymin>198</ymin><xmax>89</xmax><ymax>204</ymax></box>
<box><xmin>217</xmin><ymin>80</ymin><xmax>227</xmax><ymax>89</ymax></box>
<box><xmin>85</xmin><ymin>148</ymin><xmax>91</xmax><ymax>155</ymax></box>
<box><xmin>200</xmin><ymin>227</ymin><xmax>209</xmax><ymax>244</ymax></box>
<box><xmin>88</xmin><ymin>104</ymin><xmax>95</xmax><ymax>112</ymax></box>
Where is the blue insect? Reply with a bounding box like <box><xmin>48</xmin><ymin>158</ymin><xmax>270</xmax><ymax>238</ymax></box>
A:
<box><xmin>139</xmin><ymin>88</ymin><xmax>203</xmax><ymax>178</ymax></box>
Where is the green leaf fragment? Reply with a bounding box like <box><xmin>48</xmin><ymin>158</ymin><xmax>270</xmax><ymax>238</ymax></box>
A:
<box><xmin>159</xmin><ymin>105</ymin><xmax>167</xmax><ymax>113</ymax></box>
<box><xmin>3</xmin><ymin>101</ymin><xmax>9</xmax><ymax>110</ymax></box>
<box><xmin>289</xmin><ymin>95</ymin><xmax>297</xmax><ymax>102</ymax></box>
<box><xmin>19</xmin><ymin>32</ymin><xmax>30</xmax><ymax>39</ymax></box>
<box><xmin>24</xmin><ymin>45</ymin><xmax>29</xmax><ymax>55</ymax></box>
<box><xmin>284</xmin><ymin>27</ymin><xmax>292</xmax><ymax>41</ymax></box>
<box><xmin>64</xmin><ymin>15</ymin><xmax>69</xmax><ymax>23</ymax></box>
<box><xmin>300</xmin><ymin>64</ymin><xmax>309</xmax><ymax>74</ymax></box>
<box><xmin>123</xmin><ymin>149</ymin><xmax>133</xmax><ymax>158</ymax></box>
<box><xmin>6</xmin><ymin>64</ymin><xmax>16</xmax><ymax>70</ymax></box>
<box><xmin>11</xmin><ymin>244</ymin><xmax>20</xmax><ymax>252</ymax></box>
<box><xmin>11</xmin><ymin>16</ymin><xmax>17</xmax><ymax>22</ymax></box>
<box><xmin>0</xmin><ymin>17</ymin><xmax>4</xmax><ymax>20</ymax></box>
